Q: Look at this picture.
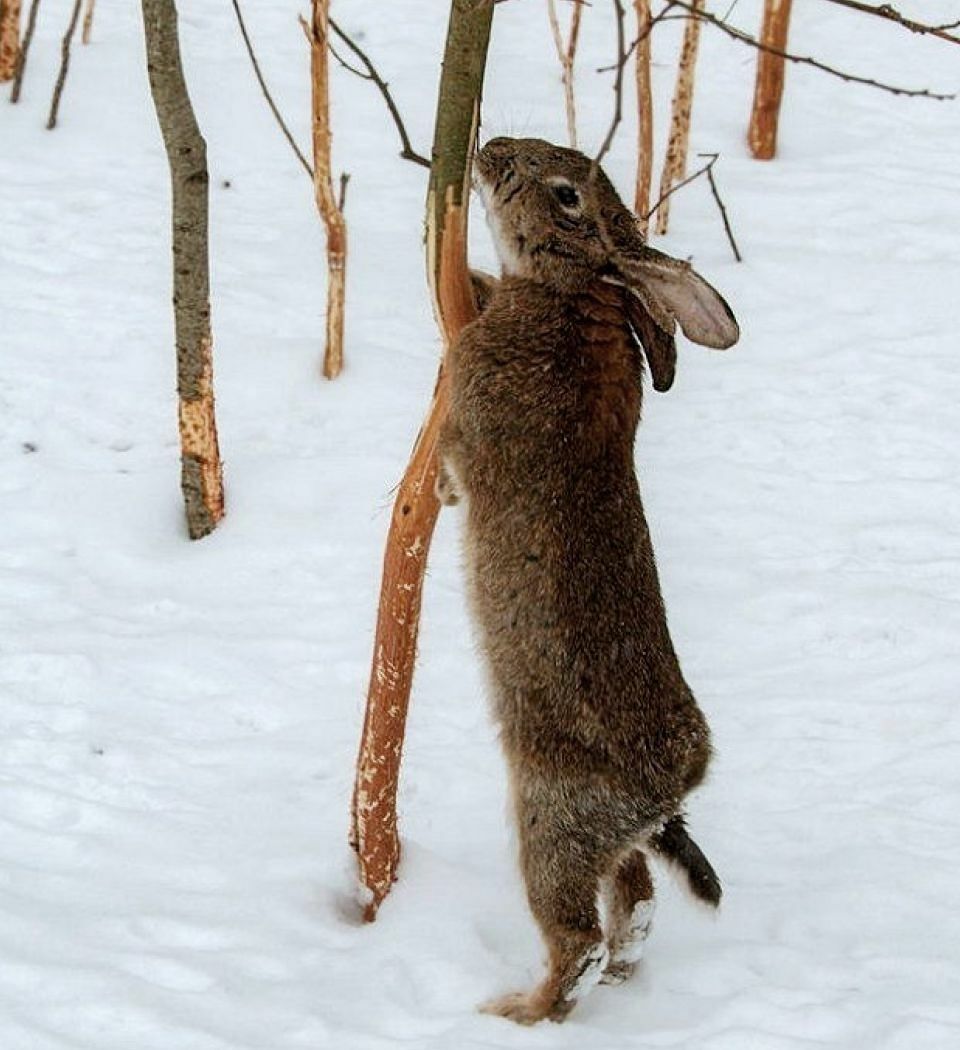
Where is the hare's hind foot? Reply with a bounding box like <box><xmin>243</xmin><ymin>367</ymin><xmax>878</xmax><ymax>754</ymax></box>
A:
<box><xmin>480</xmin><ymin>941</ymin><xmax>608</xmax><ymax>1025</ymax></box>
<box><xmin>601</xmin><ymin>849</ymin><xmax>656</xmax><ymax>985</ymax></box>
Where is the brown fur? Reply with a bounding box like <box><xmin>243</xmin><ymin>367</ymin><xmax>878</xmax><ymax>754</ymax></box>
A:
<box><xmin>440</xmin><ymin>138</ymin><xmax>738</xmax><ymax>1025</ymax></box>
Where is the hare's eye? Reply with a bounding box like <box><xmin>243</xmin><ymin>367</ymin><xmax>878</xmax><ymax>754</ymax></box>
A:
<box><xmin>552</xmin><ymin>183</ymin><xmax>580</xmax><ymax>209</ymax></box>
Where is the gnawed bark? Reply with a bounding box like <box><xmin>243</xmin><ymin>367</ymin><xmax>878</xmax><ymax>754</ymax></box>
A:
<box><xmin>654</xmin><ymin>0</ymin><xmax>703</xmax><ymax>236</ymax></box>
<box><xmin>351</xmin><ymin>0</ymin><xmax>493</xmax><ymax>922</ymax></box>
<box><xmin>303</xmin><ymin>1</ymin><xmax>347</xmax><ymax>380</ymax></box>
<box><xmin>0</xmin><ymin>0</ymin><xmax>21</xmax><ymax>81</ymax></box>
<box><xmin>633</xmin><ymin>0</ymin><xmax>653</xmax><ymax>231</ymax></box>
<box><xmin>142</xmin><ymin>0</ymin><xmax>225</xmax><ymax>539</ymax></box>
<box><xmin>748</xmin><ymin>0</ymin><xmax>793</xmax><ymax>160</ymax></box>
<box><xmin>8</xmin><ymin>0</ymin><xmax>38</xmax><ymax>102</ymax></box>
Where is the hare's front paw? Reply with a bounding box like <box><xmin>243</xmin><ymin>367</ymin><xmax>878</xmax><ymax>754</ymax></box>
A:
<box><xmin>435</xmin><ymin>463</ymin><xmax>460</xmax><ymax>507</ymax></box>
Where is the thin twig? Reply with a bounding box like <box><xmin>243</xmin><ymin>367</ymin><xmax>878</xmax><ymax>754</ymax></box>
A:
<box><xmin>699</xmin><ymin>152</ymin><xmax>741</xmax><ymax>261</ymax></box>
<box><xmin>645</xmin><ymin>152</ymin><xmax>741</xmax><ymax>262</ymax></box>
<box><xmin>821</xmin><ymin>0</ymin><xmax>960</xmax><ymax>46</ymax></box>
<box><xmin>644</xmin><ymin>154</ymin><xmax>712</xmax><ymax>219</ymax></box>
<box><xmin>46</xmin><ymin>0</ymin><xmax>82</xmax><ymax>129</ymax></box>
<box><xmin>9</xmin><ymin>0</ymin><xmax>39</xmax><ymax>102</ymax></box>
<box><xmin>594</xmin><ymin>0</ymin><xmax>627</xmax><ymax>165</ymax></box>
<box><xmin>547</xmin><ymin>0</ymin><xmax>584</xmax><ymax>146</ymax></box>
<box><xmin>668</xmin><ymin>0</ymin><xmax>956</xmax><ymax>100</ymax></box>
<box><xmin>230</xmin><ymin>0</ymin><xmax>313</xmax><ymax>178</ymax></box>
<box><xmin>326</xmin><ymin>16</ymin><xmax>430</xmax><ymax>168</ymax></box>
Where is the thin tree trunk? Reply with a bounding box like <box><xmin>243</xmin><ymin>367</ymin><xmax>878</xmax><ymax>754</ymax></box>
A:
<box><xmin>351</xmin><ymin>0</ymin><xmax>494</xmax><ymax>923</ymax></box>
<box><xmin>547</xmin><ymin>0</ymin><xmax>583</xmax><ymax>147</ymax></box>
<box><xmin>9</xmin><ymin>0</ymin><xmax>38</xmax><ymax>102</ymax></box>
<box><xmin>748</xmin><ymin>0</ymin><xmax>793</xmax><ymax>159</ymax></box>
<box><xmin>633</xmin><ymin>0</ymin><xmax>653</xmax><ymax>230</ymax></box>
<box><xmin>0</xmin><ymin>0</ymin><xmax>21</xmax><ymax>81</ymax></box>
<box><xmin>304</xmin><ymin>1</ymin><xmax>347</xmax><ymax>380</ymax></box>
<box><xmin>46</xmin><ymin>0</ymin><xmax>82</xmax><ymax>129</ymax></box>
<box><xmin>81</xmin><ymin>0</ymin><xmax>95</xmax><ymax>45</ymax></box>
<box><xmin>141</xmin><ymin>0</ymin><xmax>225</xmax><ymax>540</ymax></box>
<box><xmin>654</xmin><ymin>0</ymin><xmax>703</xmax><ymax>236</ymax></box>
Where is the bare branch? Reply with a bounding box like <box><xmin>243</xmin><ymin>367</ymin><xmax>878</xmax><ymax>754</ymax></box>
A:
<box><xmin>327</xmin><ymin>16</ymin><xmax>431</xmax><ymax>169</ymax></box>
<box><xmin>230</xmin><ymin>0</ymin><xmax>313</xmax><ymax>179</ymax></box>
<box><xmin>668</xmin><ymin>0</ymin><xmax>956</xmax><ymax>100</ymax></box>
<box><xmin>820</xmin><ymin>0</ymin><xmax>960</xmax><ymax>45</ymax></box>
<box><xmin>594</xmin><ymin>0</ymin><xmax>628</xmax><ymax>165</ymax></box>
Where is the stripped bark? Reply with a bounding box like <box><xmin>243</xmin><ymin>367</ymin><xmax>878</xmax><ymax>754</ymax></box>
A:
<box><xmin>654</xmin><ymin>0</ymin><xmax>703</xmax><ymax>236</ymax></box>
<box><xmin>81</xmin><ymin>0</ymin><xmax>95</xmax><ymax>45</ymax></box>
<box><xmin>633</xmin><ymin>0</ymin><xmax>653</xmax><ymax>230</ymax></box>
<box><xmin>304</xmin><ymin>2</ymin><xmax>347</xmax><ymax>380</ymax></box>
<box><xmin>351</xmin><ymin>0</ymin><xmax>494</xmax><ymax>922</ymax></box>
<box><xmin>142</xmin><ymin>0</ymin><xmax>225</xmax><ymax>540</ymax></box>
<box><xmin>748</xmin><ymin>0</ymin><xmax>793</xmax><ymax>159</ymax></box>
<box><xmin>0</xmin><ymin>0</ymin><xmax>20</xmax><ymax>81</ymax></box>
<box><xmin>8</xmin><ymin>0</ymin><xmax>37</xmax><ymax>101</ymax></box>
<box><xmin>547</xmin><ymin>0</ymin><xmax>583</xmax><ymax>147</ymax></box>
<box><xmin>46</xmin><ymin>0</ymin><xmax>82</xmax><ymax>129</ymax></box>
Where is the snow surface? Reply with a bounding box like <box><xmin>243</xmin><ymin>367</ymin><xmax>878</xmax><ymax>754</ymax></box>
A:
<box><xmin>2</xmin><ymin>2</ymin><xmax>959</xmax><ymax>1047</ymax></box>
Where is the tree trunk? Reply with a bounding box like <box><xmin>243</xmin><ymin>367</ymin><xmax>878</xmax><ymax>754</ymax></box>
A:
<box><xmin>305</xmin><ymin>1</ymin><xmax>347</xmax><ymax>380</ymax></box>
<box><xmin>633</xmin><ymin>0</ymin><xmax>653</xmax><ymax>230</ymax></box>
<box><xmin>0</xmin><ymin>0</ymin><xmax>20</xmax><ymax>81</ymax></box>
<box><xmin>141</xmin><ymin>0</ymin><xmax>225</xmax><ymax>540</ymax></box>
<box><xmin>654</xmin><ymin>0</ymin><xmax>703</xmax><ymax>236</ymax></box>
<box><xmin>350</xmin><ymin>0</ymin><xmax>494</xmax><ymax>923</ymax></box>
<box><xmin>748</xmin><ymin>0</ymin><xmax>793</xmax><ymax>160</ymax></box>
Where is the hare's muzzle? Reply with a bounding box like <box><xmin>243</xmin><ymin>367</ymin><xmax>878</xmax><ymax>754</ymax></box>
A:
<box><xmin>475</xmin><ymin>138</ymin><xmax>516</xmax><ymax>189</ymax></box>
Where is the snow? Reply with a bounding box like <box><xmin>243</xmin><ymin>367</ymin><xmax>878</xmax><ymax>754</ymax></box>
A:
<box><xmin>2</xmin><ymin>1</ymin><xmax>959</xmax><ymax>1047</ymax></box>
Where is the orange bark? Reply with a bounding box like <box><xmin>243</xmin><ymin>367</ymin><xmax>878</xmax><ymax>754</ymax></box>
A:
<box><xmin>748</xmin><ymin>0</ymin><xmax>793</xmax><ymax>160</ymax></box>
<box><xmin>305</xmin><ymin>2</ymin><xmax>347</xmax><ymax>379</ymax></box>
<box><xmin>0</xmin><ymin>0</ymin><xmax>21</xmax><ymax>81</ymax></box>
<box><xmin>655</xmin><ymin>0</ymin><xmax>703</xmax><ymax>236</ymax></box>
<box><xmin>351</xmin><ymin>0</ymin><xmax>492</xmax><ymax>921</ymax></box>
<box><xmin>633</xmin><ymin>0</ymin><xmax>654</xmax><ymax>230</ymax></box>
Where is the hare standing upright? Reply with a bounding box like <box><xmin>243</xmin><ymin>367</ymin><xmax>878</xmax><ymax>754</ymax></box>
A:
<box><xmin>439</xmin><ymin>138</ymin><xmax>739</xmax><ymax>1025</ymax></box>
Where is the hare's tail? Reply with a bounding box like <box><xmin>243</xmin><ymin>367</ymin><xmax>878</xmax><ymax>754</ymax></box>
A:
<box><xmin>649</xmin><ymin>814</ymin><xmax>722</xmax><ymax>908</ymax></box>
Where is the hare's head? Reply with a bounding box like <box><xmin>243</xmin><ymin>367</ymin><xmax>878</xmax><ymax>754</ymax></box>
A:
<box><xmin>474</xmin><ymin>137</ymin><xmax>739</xmax><ymax>389</ymax></box>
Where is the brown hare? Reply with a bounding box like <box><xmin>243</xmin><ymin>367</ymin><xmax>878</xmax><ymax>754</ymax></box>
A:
<box><xmin>439</xmin><ymin>137</ymin><xmax>739</xmax><ymax>1025</ymax></box>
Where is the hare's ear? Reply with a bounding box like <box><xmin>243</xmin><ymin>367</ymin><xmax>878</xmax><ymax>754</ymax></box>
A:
<box><xmin>469</xmin><ymin>269</ymin><xmax>500</xmax><ymax>313</ymax></box>
<box><xmin>612</xmin><ymin>241</ymin><xmax>739</xmax><ymax>350</ymax></box>
<box><xmin>624</xmin><ymin>293</ymin><xmax>677</xmax><ymax>392</ymax></box>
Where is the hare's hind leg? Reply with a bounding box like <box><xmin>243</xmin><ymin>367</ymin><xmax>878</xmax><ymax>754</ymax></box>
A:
<box><xmin>481</xmin><ymin>799</ymin><xmax>608</xmax><ymax>1025</ymax></box>
<box><xmin>601</xmin><ymin>849</ymin><xmax>655</xmax><ymax>985</ymax></box>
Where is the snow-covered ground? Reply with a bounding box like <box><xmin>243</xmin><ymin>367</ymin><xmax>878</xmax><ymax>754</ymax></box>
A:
<box><xmin>2</xmin><ymin>2</ymin><xmax>959</xmax><ymax>1047</ymax></box>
